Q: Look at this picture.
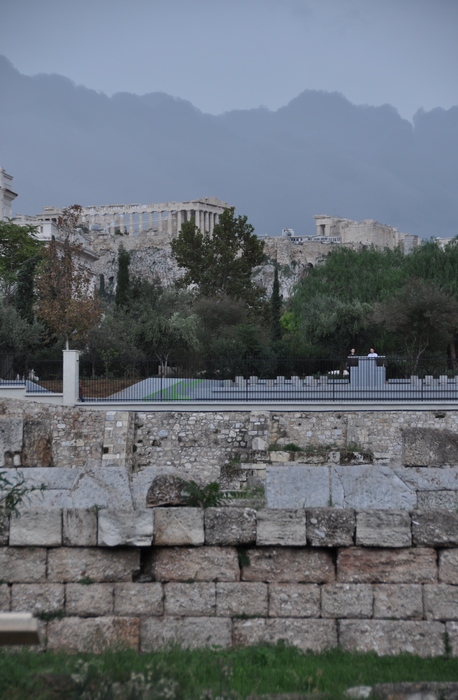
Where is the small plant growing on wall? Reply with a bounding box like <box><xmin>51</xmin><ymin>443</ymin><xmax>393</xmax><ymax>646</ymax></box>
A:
<box><xmin>179</xmin><ymin>479</ymin><xmax>228</xmax><ymax>508</ymax></box>
<box><xmin>0</xmin><ymin>470</ymin><xmax>46</xmax><ymax>529</ymax></box>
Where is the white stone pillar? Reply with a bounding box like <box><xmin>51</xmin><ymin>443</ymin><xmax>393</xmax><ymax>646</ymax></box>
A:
<box><xmin>176</xmin><ymin>209</ymin><xmax>182</xmax><ymax>234</ymax></box>
<box><xmin>195</xmin><ymin>210</ymin><xmax>200</xmax><ymax>230</ymax></box>
<box><xmin>128</xmin><ymin>213</ymin><xmax>134</xmax><ymax>235</ymax></box>
<box><xmin>158</xmin><ymin>211</ymin><xmax>163</xmax><ymax>232</ymax></box>
<box><xmin>167</xmin><ymin>209</ymin><xmax>172</xmax><ymax>236</ymax></box>
<box><xmin>63</xmin><ymin>350</ymin><xmax>80</xmax><ymax>406</ymax></box>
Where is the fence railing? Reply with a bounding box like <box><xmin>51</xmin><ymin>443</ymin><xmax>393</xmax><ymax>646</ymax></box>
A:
<box><xmin>0</xmin><ymin>354</ymin><xmax>63</xmax><ymax>393</ymax></box>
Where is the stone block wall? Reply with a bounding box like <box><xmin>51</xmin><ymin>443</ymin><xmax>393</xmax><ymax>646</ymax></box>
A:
<box><xmin>1</xmin><ymin>507</ymin><xmax>458</xmax><ymax>656</ymax></box>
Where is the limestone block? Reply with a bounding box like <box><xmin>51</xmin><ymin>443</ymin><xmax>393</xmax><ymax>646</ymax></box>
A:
<box><xmin>114</xmin><ymin>583</ymin><xmax>163</xmax><ymax>616</ymax></box>
<box><xmin>256</xmin><ymin>509</ymin><xmax>306</xmax><ymax>546</ymax></box>
<box><xmin>397</xmin><ymin>466</ymin><xmax>458</xmax><ymax>492</ymax></box>
<box><xmin>373</xmin><ymin>584</ymin><xmax>423</xmax><ymax>620</ymax></box>
<box><xmin>151</xmin><ymin>546</ymin><xmax>239</xmax><ymax>582</ymax></box>
<box><xmin>154</xmin><ymin>507</ymin><xmax>204</xmax><ymax>546</ymax></box>
<box><xmin>164</xmin><ymin>582</ymin><xmax>216</xmax><ymax>616</ymax></box>
<box><xmin>242</xmin><ymin>547</ymin><xmax>334</xmax><ymax>583</ymax></box>
<box><xmin>205</xmin><ymin>508</ymin><xmax>256</xmax><ymax>546</ymax></box>
<box><xmin>339</xmin><ymin>620</ymin><xmax>445</xmax><ymax>657</ymax></box>
<box><xmin>412</xmin><ymin>510</ymin><xmax>458</xmax><ymax>546</ymax></box>
<box><xmin>266</xmin><ymin>466</ymin><xmax>330</xmax><ymax>509</ymax></box>
<box><xmin>424</xmin><ymin>584</ymin><xmax>458</xmax><ymax>620</ymax></box>
<box><xmin>268</xmin><ymin>584</ymin><xmax>320</xmax><ymax>618</ymax></box>
<box><xmin>252</xmin><ymin>437</ymin><xmax>267</xmax><ymax>451</ymax></box>
<box><xmin>98</xmin><ymin>509</ymin><xmax>153</xmax><ymax>547</ymax></box>
<box><xmin>331</xmin><ymin>466</ymin><xmax>416</xmax><ymax>510</ymax></box>
<box><xmin>0</xmin><ymin>514</ymin><xmax>9</xmax><ymax>546</ymax></box>
<box><xmin>22</xmin><ymin>416</ymin><xmax>52</xmax><ymax>467</ymax></box>
<box><xmin>146</xmin><ymin>474</ymin><xmax>187</xmax><ymax>507</ymax></box>
<box><xmin>403</xmin><ymin>427</ymin><xmax>458</xmax><ymax>467</ymax></box>
<box><xmin>439</xmin><ymin>550</ymin><xmax>458</xmax><ymax>584</ymax></box>
<box><xmin>216</xmin><ymin>582</ymin><xmax>268</xmax><ymax>617</ymax></box>
<box><xmin>47</xmin><ymin>616</ymin><xmax>140</xmax><ymax>653</ymax></box>
<box><xmin>445</xmin><ymin>621</ymin><xmax>458</xmax><ymax>656</ymax></box>
<box><xmin>321</xmin><ymin>583</ymin><xmax>373</xmax><ymax>618</ymax></box>
<box><xmin>233</xmin><ymin>618</ymin><xmax>337</xmax><ymax>653</ymax></box>
<box><xmin>0</xmin><ymin>547</ymin><xmax>47</xmax><ymax>583</ymax></box>
<box><xmin>0</xmin><ymin>584</ymin><xmax>10</xmax><ymax>611</ymax></box>
<box><xmin>66</xmin><ymin>583</ymin><xmax>114</xmax><ymax>616</ymax></box>
<box><xmin>356</xmin><ymin>510</ymin><xmax>411</xmax><ymax>548</ymax></box>
<box><xmin>47</xmin><ymin>548</ymin><xmax>140</xmax><ymax>583</ymax></box>
<box><xmin>0</xmin><ymin>417</ymin><xmax>23</xmax><ymax>467</ymax></box>
<box><xmin>140</xmin><ymin>616</ymin><xmax>232</xmax><ymax>651</ymax></box>
<box><xmin>0</xmin><ymin>612</ymin><xmax>42</xmax><ymax>647</ymax></box>
<box><xmin>269</xmin><ymin>451</ymin><xmax>291</xmax><ymax>462</ymax></box>
<box><xmin>307</xmin><ymin>508</ymin><xmax>355</xmax><ymax>547</ymax></box>
<box><xmin>9</xmin><ymin>509</ymin><xmax>62</xmax><ymax>547</ymax></box>
<box><xmin>63</xmin><ymin>509</ymin><xmax>97</xmax><ymax>546</ymax></box>
<box><xmin>418</xmin><ymin>491</ymin><xmax>458</xmax><ymax>510</ymax></box>
<box><xmin>12</xmin><ymin>584</ymin><xmax>64</xmax><ymax>615</ymax></box>
<box><xmin>337</xmin><ymin>548</ymin><xmax>437</xmax><ymax>584</ymax></box>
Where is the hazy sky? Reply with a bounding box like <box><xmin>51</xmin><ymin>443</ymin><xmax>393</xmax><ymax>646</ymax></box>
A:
<box><xmin>1</xmin><ymin>0</ymin><xmax>457</xmax><ymax>121</ymax></box>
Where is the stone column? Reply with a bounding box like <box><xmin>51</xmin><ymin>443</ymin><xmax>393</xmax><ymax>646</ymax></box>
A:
<box><xmin>167</xmin><ymin>209</ymin><xmax>172</xmax><ymax>236</ymax></box>
<box><xmin>195</xmin><ymin>210</ymin><xmax>200</xmax><ymax>230</ymax></box>
<box><xmin>176</xmin><ymin>209</ymin><xmax>182</xmax><ymax>234</ymax></box>
<box><xmin>148</xmin><ymin>212</ymin><xmax>153</xmax><ymax>230</ymax></box>
<box><xmin>63</xmin><ymin>350</ymin><xmax>80</xmax><ymax>406</ymax></box>
<box><xmin>158</xmin><ymin>211</ymin><xmax>162</xmax><ymax>233</ymax></box>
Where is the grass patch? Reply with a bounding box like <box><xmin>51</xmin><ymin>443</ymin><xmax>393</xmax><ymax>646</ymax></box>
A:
<box><xmin>0</xmin><ymin>646</ymin><xmax>458</xmax><ymax>699</ymax></box>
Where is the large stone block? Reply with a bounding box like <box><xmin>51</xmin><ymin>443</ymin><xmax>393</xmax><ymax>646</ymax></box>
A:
<box><xmin>0</xmin><ymin>584</ymin><xmax>10</xmax><ymax>611</ymax></box>
<box><xmin>356</xmin><ymin>510</ymin><xmax>411</xmax><ymax>547</ymax></box>
<box><xmin>154</xmin><ymin>508</ymin><xmax>204</xmax><ymax>546</ymax></box>
<box><xmin>140</xmin><ymin>616</ymin><xmax>232</xmax><ymax>650</ymax></box>
<box><xmin>22</xmin><ymin>416</ymin><xmax>52</xmax><ymax>467</ymax></box>
<box><xmin>63</xmin><ymin>509</ymin><xmax>97</xmax><ymax>546</ymax></box>
<box><xmin>9</xmin><ymin>509</ymin><xmax>62</xmax><ymax>547</ymax></box>
<box><xmin>417</xmin><ymin>491</ymin><xmax>458</xmax><ymax>510</ymax></box>
<box><xmin>114</xmin><ymin>583</ymin><xmax>163</xmax><ymax>616</ymax></box>
<box><xmin>66</xmin><ymin>583</ymin><xmax>114</xmax><ymax>616</ymax></box>
<box><xmin>0</xmin><ymin>417</ymin><xmax>23</xmax><ymax>467</ymax></box>
<box><xmin>11</xmin><ymin>584</ymin><xmax>64</xmax><ymax>615</ymax></box>
<box><xmin>332</xmin><ymin>466</ymin><xmax>416</xmax><ymax>510</ymax></box>
<box><xmin>0</xmin><ymin>547</ymin><xmax>47</xmax><ymax>583</ymax></box>
<box><xmin>321</xmin><ymin>584</ymin><xmax>373</xmax><ymax>618</ymax></box>
<box><xmin>446</xmin><ymin>621</ymin><xmax>458</xmax><ymax>656</ymax></box>
<box><xmin>403</xmin><ymin>428</ymin><xmax>458</xmax><ymax>467</ymax></box>
<box><xmin>151</xmin><ymin>546</ymin><xmax>240</xmax><ymax>582</ymax></box>
<box><xmin>268</xmin><ymin>584</ymin><xmax>320</xmax><ymax>618</ymax></box>
<box><xmin>412</xmin><ymin>511</ymin><xmax>458</xmax><ymax>546</ymax></box>
<box><xmin>242</xmin><ymin>547</ymin><xmax>334</xmax><ymax>583</ymax></box>
<box><xmin>424</xmin><ymin>584</ymin><xmax>458</xmax><ymax>620</ymax></box>
<box><xmin>233</xmin><ymin>618</ymin><xmax>337</xmax><ymax>653</ymax></box>
<box><xmin>373</xmin><ymin>584</ymin><xmax>423</xmax><ymax>620</ymax></box>
<box><xmin>266</xmin><ymin>466</ymin><xmax>330</xmax><ymax>509</ymax></box>
<box><xmin>164</xmin><ymin>582</ymin><xmax>216</xmax><ymax>616</ymax></box>
<box><xmin>205</xmin><ymin>508</ymin><xmax>256</xmax><ymax>546</ymax></box>
<box><xmin>98</xmin><ymin>509</ymin><xmax>153</xmax><ymax>547</ymax></box>
<box><xmin>307</xmin><ymin>508</ymin><xmax>355</xmax><ymax>547</ymax></box>
<box><xmin>339</xmin><ymin>620</ymin><xmax>445</xmax><ymax>657</ymax></box>
<box><xmin>257</xmin><ymin>510</ymin><xmax>306</xmax><ymax>546</ymax></box>
<box><xmin>47</xmin><ymin>616</ymin><xmax>140</xmax><ymax>652</ymax></box>
<box><xmin>216</xmin><ymin>582</ymin><xmax>268</xmax><ymax>617</ymax></box>
<box><xmin>439</xmin><ymin>550</ymin><xmax>458</xmax><ymax>584</ymax></box>
<box><xmin>47</xmin><ymin>548</ymin><xmax>140</xmax><ymax>583</ymax></box>
<box><xmin>337</xmin><ymin>548</ymin><xmax>437</xmax><ymax>584</ymax></box>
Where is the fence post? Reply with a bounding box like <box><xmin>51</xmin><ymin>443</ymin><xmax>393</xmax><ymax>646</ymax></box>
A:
<box><xmin>63</xmin><ymin>350</ymin><xmax>80</xmax><ymax>405</ymax></box>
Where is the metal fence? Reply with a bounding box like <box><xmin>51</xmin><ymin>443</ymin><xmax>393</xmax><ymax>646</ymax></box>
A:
<box><xmin>0</xmin><ymin>354</ymin><xmax>63</xmax><ymax>393</ymax></box>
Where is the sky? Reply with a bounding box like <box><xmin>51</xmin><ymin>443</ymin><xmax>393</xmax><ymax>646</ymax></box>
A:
<box><xmin>1</xmin><ymin>0</ymin><xmax>457</xmax><ymax>122</ymax></box>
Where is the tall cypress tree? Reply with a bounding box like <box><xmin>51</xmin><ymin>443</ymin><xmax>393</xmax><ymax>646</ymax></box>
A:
<box><xmin>14</xmin><ymin>256</ymin><xmax>40</xmax><ymax>324</ymax></box>
<box><xmin>115</xmin><ymin>245</ymin><xmax>131</xmax><ymax>308</ymax></box>
<box><xmin>270</xmin><ymin>264</ymin><xmax>282</xmax><ymax>343</ymax></box>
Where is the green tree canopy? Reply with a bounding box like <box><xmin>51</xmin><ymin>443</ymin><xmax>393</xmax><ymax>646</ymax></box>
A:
<box><xmin>0</xmin><ymin>221</ymin><xmax>43</xmax><ymax>299</ymax></box>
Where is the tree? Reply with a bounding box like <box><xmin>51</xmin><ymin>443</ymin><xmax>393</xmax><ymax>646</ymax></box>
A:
<box><xmin>115</xmin><ymin>244</ymin><xmax>131</xmax><ymax>308</ymax></box>
<box><xmin>270</xmin><ymin>265</ymin><xmax>283</xmax><ymax>343</ymax></box>
<box><xmin>0</xmin><ymin>301</ymin><xmax>44</xmax><ymax>353</ymax></box>
<box><xmin>14</xmin><ymin>256</ymin><xmax>40</xmax><ymax>323</ymax></box>
<box><xmin>0</xmin><ymin>220</ymin><xmax>43</xmax><ymax>299</ymax></box>
<box><xmin>171</xmin><ymin>207</ymin><xmax>265</xmax><ymax>305</ymax></box>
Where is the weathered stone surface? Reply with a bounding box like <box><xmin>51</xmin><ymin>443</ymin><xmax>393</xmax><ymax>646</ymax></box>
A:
<box><xmin>9</xmin><ymin>509</ymin><xmax>62</xmax><ymax>547</ymax></box>
<box><xmin>266</xmin><ymin>466</ymin><xmax>330</xmax><ymax>509</ymax></box>
<box><xmin>0</xmin><ymin>417</ymin><xmax>23</xmax><ymax>467</ymax></box>
<box><xmin>372</xmin><ymin>682</ymin><xmax>458</xmax><ymax>699</ymax></box>
<box><xmin>268</xmin><ymin>584</ymin><xmax>320</xmax><ymax>618</ymax></box>
<box><xmin>242</xmin><ymin>547</ymin><xmax>334</xmax><ymax>583</ymax></box>
<box><xmin>321</xmin><ymin>584</ymin><xmax>373</xmax><ymax>618</ymax></box>
<box><xmin>398</xmin><ymin>466</ymin><xmax>458</xmax><ymax>492</ymax></box>
<box><xmin>22</xmin><ymin>416</ymin><xmax>52</xmax><ymax>467</ymax></box>
<box><xmin>0</xmin><ymin>547</ymin><xmax>47</xmax><ymax>582</ymax></box>
<box><xmin>98</xmin><ymin>509</ymin><xmax>153</xmax><ymax>547</ymax></box>
<box><xmin>63</xmin><ymin>508</ymin><xmax>97</xmax><ymax>546</ymax></box>
<box><xmin>257</xmin><ymin>509</ymin><xmax>306</xmax><ymax>546</ymax></box>
<box><xmin>446</xmin><ymin>621</ymin><xmax>458</xmax><ymax>657</ymax></box>
<box><xmin>11</xmin><ymin>584</ymin><xmax>64</xmax><ymax>614</ymax></box>
<box><xmin>356</xmin><ymin>510</ymin><xmax>411</xmax><ymax>548</ymax></box>
<box><xmin>418</xmin><ymin>491</ymin><xmax>458</xmax><ymax>510</ymax></box>
<box><xmin>412</xmin><ymin>510</ymin><xmax>458</xmax><ymax>546</ymax></box>
<box><xmin>47</xmin><ymin>548</ymin><xmax>140</xmax><ymax>582</ymax></box>
<box><xmin>154</xmin><ymin>507</ymin><xmax>204</xmax><ymax>546</ymax></box>
<box><xmin>0</xmin><ymin>514</ymin><xmax>9</xmax><ymax>546</ymax></box>
<box><xmin>439</xmin><ymin>550</ymin><xmax>458</xmax><ymax>584</ymax></box>
<box><xmin>339</xmin><ymin>620</ymin><xmax>445</xmax><ymax>657</ymax></box>
<box><xmin>47</xmin><ymin>616</ymin><xmax>140</xmax><ymax>652</ymax></box>
<box><xmin>373</xmin><ymin>584</ymin><xmax>423</xmax><ymax>620</ymax></box>
<box><xmin>332</xmin><ymin>466</ymin><xmax>416</xmax><ymax>509</ymax></box>
<box><xmin>424</xmin><ymin>584</ymin><xmax>458</xmax><ymax>620</ymax></box>
<box><xmin>233</xmin><ymin>618</ymin><xmax>337</xmax><ymax>652</ymax></box>
<box><xmin>141</xmin><ymin>616</ymin><xmax>232</xmax><ymax>650</ymax></box>
<box><xmin>307</xmin><ymin>508</ymin><xmax>355</xmax><ymax>547</ymax></box>
<box><xmin>216</xmin><ymin>582</ymin><xmax>268</xmax><ymax>617</ymax></box>
<box><xmin>145</xmin><ymin>474</ymin><xmax>189</xmax><ymax>507</ymax></box>
<box><xmin>205</xmin><ymin>508</ymin><xmax>256</xmax><ymax>546</ymax></box>
<box><xmin>114</xmin><ymin>583</ymin><xmax>163</xmax><ymax>616</ymax></box>
<box><xmin>151</xmin><ymin>546</ymin><xmax>240</xmax><ymax>582</ymax></box>
<box><xmin>337</xmin><ymin>548</ymin><xmax>437</xmax><ymax>584</ymax></box>
<box><xmin>403</xmin><ymin>427</ymin><xmax>458</xmax><ymax>467</ymax></box>
<box><xmin>0</xmin><ymin>584</ymin><xmax>10</xmax><ymax>611</ymax></box>
<box><xmin>66</xmin><ymin>583</ymin><xmax>114</xmax><ymax>616</ymax></box>
<box><xmin>164</xmin><ymin>582</ymin><xmax>215</xmax><ymax>616</ymax></box>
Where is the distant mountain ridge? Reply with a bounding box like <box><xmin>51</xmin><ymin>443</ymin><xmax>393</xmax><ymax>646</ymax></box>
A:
<box><xmin>1</xmin><ymin>55</ymin><xmax>457</xmax><ymax>238</ymax></box>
